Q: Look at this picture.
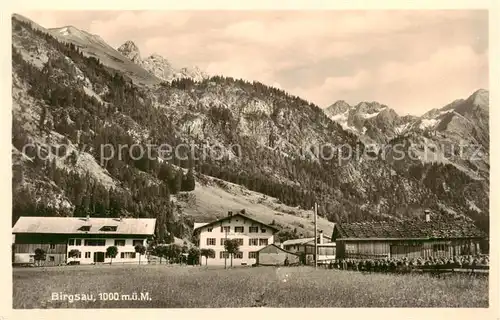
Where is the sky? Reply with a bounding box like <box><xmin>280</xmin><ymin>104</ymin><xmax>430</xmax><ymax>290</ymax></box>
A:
<box><xmin>20</xmin><ymin>10</ymin><xmax>488</xmax><ymax>116</ymax></box>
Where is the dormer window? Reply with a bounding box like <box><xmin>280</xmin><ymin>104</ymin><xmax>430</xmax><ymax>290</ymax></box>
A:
<box><xmin>100</xmin><ymin>226</ymin><xmax>118</xmax><ymax>232</ymax></box>
<box><xmin>78</xmin><ymin>226</ymin><xmax>91</xmax><ymax>232</ymax></box>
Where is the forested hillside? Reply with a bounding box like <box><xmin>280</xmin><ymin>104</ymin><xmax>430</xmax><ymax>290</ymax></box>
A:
<box><xmin>11</xmin><ymin>15</ymin><xmax>490</xmax><ymax>244</ymax></box>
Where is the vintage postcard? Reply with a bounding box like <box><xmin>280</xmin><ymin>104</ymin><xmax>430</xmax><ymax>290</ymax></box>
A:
<box><xmin>3</xmin><ymin>1</ymin><xmax>498</xmax><ymax>319</ymax></box>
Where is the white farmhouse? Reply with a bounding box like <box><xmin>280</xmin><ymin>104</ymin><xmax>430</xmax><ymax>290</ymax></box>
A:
<box><xmin>12</xmin><ymin>216</ymin><xmax>156</xmax><ymax>266</ymax></box>
<box><xmin>193</xmin><ymin>211</ymin><xmax>279</xmax><ymax>266</ymax></box>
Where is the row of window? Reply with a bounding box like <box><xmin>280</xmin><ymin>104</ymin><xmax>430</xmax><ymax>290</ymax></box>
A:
<box><xmin>206</xmin><ymin>238</ymin><xmax>268</xmax><ymax>246</ymax></box>
<box><xmin>68</xmin><ymin>239</ymin><xmax>144</xmax><ymax>247</ymax></box>
<box><xmin>218</xmin><ymin>251</ymin><xmax>258</xmax><ymax>259</ymax></box>
<box><xmin>77</xmin><ymin>225</ymin><xmax>117</xmax><ymax>232</ymax></box>
<box><xmin>345</xmin><ymin>243</ymin><xmax>452</xmax><ymax>254</ymax></box>
<box><xmin>68</xmin><ymin>252</ymin><xmax>138</xmax><ymax>259</ymax></box>
<box><xmin>207</xmin><ymin>226</ymin><xmax>267</xmax><ymax>233</ymax></box>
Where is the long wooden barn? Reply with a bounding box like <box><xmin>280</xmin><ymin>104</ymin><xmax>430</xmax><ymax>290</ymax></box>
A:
<box><xmin>332</xmin><ymin>211</ymin><xmax>487</xmax><ymax>260</ymax></box>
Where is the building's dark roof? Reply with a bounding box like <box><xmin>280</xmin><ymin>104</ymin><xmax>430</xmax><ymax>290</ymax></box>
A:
<box><xmin>193</xmin><ymin>213</ymin><xmax>279</xmax><ymax>233</ymax></box>
<box><xmin>332</xmin><ymin>219</ymin><xmax>486</xmax><ymax>240</ymax></box>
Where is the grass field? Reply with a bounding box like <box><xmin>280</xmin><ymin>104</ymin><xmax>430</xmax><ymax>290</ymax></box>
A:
<box><xmin>13</xmin><ymin>264</ymin><xmax>488</xmax><ymax>308</ymax></box>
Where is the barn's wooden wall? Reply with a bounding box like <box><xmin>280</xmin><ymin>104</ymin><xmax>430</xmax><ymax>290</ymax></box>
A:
<box><xmin>336</xmin><ymin>238</ymin><xmax>483</xmax><ymax>260</ymax></box>
<box><xmin>13</xmin><ymin>243</ymin><xmax>67</xmax><ymax>254</ymax></box>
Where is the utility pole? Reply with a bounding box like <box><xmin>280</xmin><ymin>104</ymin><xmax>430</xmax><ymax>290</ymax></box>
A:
<box><xmin>224</xmin><ymin>227</ymin><xmax>228</xmax><ymax>269</ymax></box>
<box><xmin>314</xmin><ymin>202</ymin><xmax>318</xmax><ymax>269</ymax></box>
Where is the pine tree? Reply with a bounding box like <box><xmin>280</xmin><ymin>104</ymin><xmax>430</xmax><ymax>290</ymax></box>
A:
<box><xmin>182</xmin><ymin>167</ymin><xmax>195</xmax><ymax>191</ymax></box>
<box><xmin>39</xmin><ymin>106</ymin><xmax>47</xmax><ymax>133</ymax></box>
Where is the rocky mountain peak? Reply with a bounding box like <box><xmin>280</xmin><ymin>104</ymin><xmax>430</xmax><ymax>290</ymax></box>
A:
<box><xmin>11</xmin><ymin>14</ymin><xmax>490</xmax><ymax>245</ymax></box>
<box><xmin>117</xmin><ymin>40</ymin><xmax>141</xmax><ymax>63</ymax></box>
<box><xmin>324</xmin><ymin>100</ymin><xmax>351</xmax><ymax>116</ymax></box>
<box><xmin>468</xmin><ymin>88</ymin><xmax>489</xmax><ymax>109</ymax></box>
<box><xmin>116</xmin><ymin>41</ymin><xmax>208</xmax><ymax>82</ymax></box>
<box><xmin>355</xmin><ymin>101</ymin><xmax>387</xmax><ymax>114</ymax></box>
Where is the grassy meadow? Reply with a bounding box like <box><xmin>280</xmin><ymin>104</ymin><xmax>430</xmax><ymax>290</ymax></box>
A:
<box><xmin>13</xmin><ymin>264</ymin><xmax>488</xmax><ymax>308</ymax></box>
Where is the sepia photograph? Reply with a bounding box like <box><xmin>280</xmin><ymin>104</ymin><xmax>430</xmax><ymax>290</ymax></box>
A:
<box><xmin>7</xmin><ymin>5</ymin><xmax>495</xmax><ymax>312</ymax></box>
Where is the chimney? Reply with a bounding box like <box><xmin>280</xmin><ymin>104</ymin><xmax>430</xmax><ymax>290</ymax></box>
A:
<box><xmin>228</xmin><ymin>211</ymin><xmax>233</xmax><ymax>217</ymax></box>
<box><xmin>119</xmin><ymin>216</ymin><xmax>123</xmax><ymax>221</ymax></box>
<box><xmin>86</xmin><ymin>215</ymin><xmax>90</xmax><ymax>221</ymax></box>
<box><xmin>319</xmin><ymin>230</ymin><xmax>324</xmax><ymax>244</ymax></box>
<box><xmin>424</xmin><ymin>210</ymin><xmax>431</xmax><ymax>222</ymax></box>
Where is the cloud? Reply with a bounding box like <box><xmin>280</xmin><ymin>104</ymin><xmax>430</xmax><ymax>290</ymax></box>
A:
<box><xmin>290</xmin><ymin>45</ymin><xmax>487</xmax><ymax>114</ymax></box>
<box><xmin>289</xmin><ymin>70</ymin><xmax>371</xmax><ymax>106</ymax></box>
<box><xmin>18</xmin><ymin>10</ymin><xmax>488</xmax><ymax>115</ymax></box>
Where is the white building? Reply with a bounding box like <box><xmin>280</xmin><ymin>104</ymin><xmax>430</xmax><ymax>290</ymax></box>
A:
<box><xmin>193</xmin><ymin>211</ymin><xmax>278</xmax><ymax>266</ymax></box>
<box><xmin>12</xmin><ymin>216</ymin><xmax>156</xmax><ymax>266</ymax></box>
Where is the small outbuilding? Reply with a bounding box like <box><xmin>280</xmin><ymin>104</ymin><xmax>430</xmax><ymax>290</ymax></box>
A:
<box><xmin>256</xmin><ymin>244</ymin><xmax>300</xmax><ymax>266</ymax></box>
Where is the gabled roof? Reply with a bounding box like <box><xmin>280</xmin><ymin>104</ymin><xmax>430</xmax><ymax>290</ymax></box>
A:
<box><xmin>193</xmin><ymin>222</ymin><xmax>209</xmax><ymax>230</ymax></box>
<box><xmin>282</xmin><ymin>237</ymin><xmax>315</xmax><ymax>246</ymax></box>
<box><xmin>257</xmin><ymin>243</ymin><xmax>300</xmax><ymax>255</ymax></box>
<box><xmin>12</xmin><ymin>216</ymin><xmax>156</xmax><ymax>236</ymax></box>
<box><xmin>193</xmin><ymin>213</ymin><xmax>279</xmax><ymax>233</ymax></box>
<box><xmin>332</xmin><ymin>218</ymin><xmax>487</xmax><ymax>240</ymax></box>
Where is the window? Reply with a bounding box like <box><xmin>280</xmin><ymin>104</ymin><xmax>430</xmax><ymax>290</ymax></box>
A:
<box><xmin>234</xmin><ymin>252</ymin><xmax>243</xmax><ymax>259</ymax></box>
<box><xmin>75</xmin><ymin>239</ymin><xmax>81</xmax><ymax>246</ymax></box>
<box><xmin>68</xmin><ymin>252</ymin><xmax>79</xmax><ymax>258</ymax></box>
<box><xmin>249</xmin><ymin>252</ymin><xmax>257</xmax><ymax>259</ymax></box>
<box><xmin>235</xmin><ymin>238</ymin><xmax>244</xmax><ymax>246</ymax></box>
<box><xmin>206</xmin><ymin>238</ymin><xmax>216</xmax><ymax>246</ymax></box>
<box><xmin>85</xmin><ymin>252</ymin><xmax>91</xmax><ymax>258</ymax></box>
<box><xmin>249</xmin><ymin>226</ymin><xmax>259</xmax><ymax>233</ymax></box>
<box><xmin>114</xmin><ymin>239</ymin><xmax>126</xmax><ymax>246</ymax></box>
<box><xmin>259</xmin><ymin>239</ymin><xmax>268</xmax><ymax>246</ymax></box>
<box><xmin>220</xmin><ymin>238</ymin><xmax>227</xmax><ymax>246</ymax></box>
<box><xmin>249</xmin><ymin>238</ymin><xmax>259</xmax><ymax>246</ymax></box>
<box><xmin>49</xmin><ymin>256</ymin><xmax>55</xmax><ymax>262</ymax></box>
<box><xmin>220</xmin><ymin>226</ymin><xmax>230</xmax><ymax>233</ymax></box>
<box><xmin>234</xmin><ymin>226</ymin><xmax>244</xmax><ymax>233</ymax></box>
<box><xmin>69</xmin><ymin>239</ymin><xmax>75</xmax><ymax>246</ymax></box>
<box><xmin>78</xmin><ymin>226</ymin><xmax>91</xmax><ymax>232</ymax></box>
<box><xmin>84</xmin><ymin>239</ymin><xmax>106</xmax><ymax>246</ymax></box>
<box><xmin>207</xmin><ymin>227</ymin><xmax>213</xmax><ymax>232</ymax></box>
<box><xmin>220</xmin><ymin>251</ymin><xmax>229</xmax><ymax>259</ymax></box>
<box><xmin>100</xmin><ymin>226</ymin><xmax>118</xmax><ymax>232</ymax></box>
<box><xmin>121</xmin><ymin>252</ymin><xmax>136</xmax><ymax>259</ymax></box>
<box><xmin>133</xmin><ymin>240</ymin><xmax>143</xmax><ymax>246</ymax></box>
<box><xmin>49</xmin><ymin>244</ymin><xmax>56</xmax><ymax>249</ymax></box>
<box><xmin>261</xmin><ymin>228</ymin><xmax>267</xmax><ymax>233</ymax></box>
<box><xmin>345</xmin><ymin>243</ymin><xmax>356</xmax><ymax>252</ymax></box>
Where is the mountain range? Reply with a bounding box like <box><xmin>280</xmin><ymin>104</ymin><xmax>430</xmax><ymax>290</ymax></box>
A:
<box><xmin>117</xmin><ymin>40</ymin><xmax>208</xmax><ymax>83</ymax></box>
<box><xmin>11</xmin><ymin>14</ymin><xmax>490</xmax><ymax>244</ymax></box>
